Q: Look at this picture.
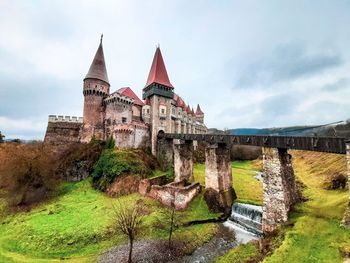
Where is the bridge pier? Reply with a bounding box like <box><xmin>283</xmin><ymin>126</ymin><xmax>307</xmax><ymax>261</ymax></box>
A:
<box><xmin>174</xmin><ymin>140</ymin><xmax>194</xmax><ymax>182</ymax></box>
<box><xmin>343</xmin><ymin>140</ymin><xmax>350</xmax><ymax>227</ymax></box>
<box><xmin>262</xmin><ymin>147</ymin><xmax>297</xmax><ymax>233</ymax></box>
<box><xmin>157</xmin><ymin>137</ymin><xmax>174</xmax><ymax>170</ymax></box>
<box><xmin>205</xmin><ymin>143</ymin><xmax>236</xmax><ymax>215</ymax></box>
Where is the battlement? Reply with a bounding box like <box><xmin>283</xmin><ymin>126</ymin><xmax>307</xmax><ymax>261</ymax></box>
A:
<box><xmin>48</xmin><ymin>115</ymin><xmax>83</xmax><ymax>123</ymax></box>
<box><xmin>104</xmin><ymin>91</ymin><xmax>134</xmax><ymax>105</ymax></box>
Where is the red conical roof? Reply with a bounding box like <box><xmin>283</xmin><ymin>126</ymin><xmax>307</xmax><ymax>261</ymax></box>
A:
<box><xmin>117</xmin><ymin>87</ymin><xmax>144</xmax><ymax>106</ymax></box>
<box><xmin>196</xmin><ymin>104</ymin><xmax>204</xmax><ymax>115</ymax></box>
<box><xmin>145</xmin><ymin>47</ymin><xmax>174</xmax><ymax>89</ymax></box>
<box><xmin>176</xmin><ymin>97</ymin><xmax>182</xmax><ymax>107</ymax></box>
<box><xmin>186</xmin><ymin>105</ymin><xmax>192</xmax><ymax>114</ymax></box>
<box><xmin>85</xmin><ymin>37</ymin><xmax>109</xmax><ymax>84</ymax></box>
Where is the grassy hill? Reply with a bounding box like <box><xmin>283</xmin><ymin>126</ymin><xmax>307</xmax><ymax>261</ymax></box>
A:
<box><xmin>0</xmin><ymin>179</ymin><xmax>219</xmax><ymax>262</ymax></box>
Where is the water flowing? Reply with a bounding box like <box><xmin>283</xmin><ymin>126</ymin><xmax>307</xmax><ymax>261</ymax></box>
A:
<box><xmin>223</xmin><ymin>202</ymin><xmax>263</xmax><ymax>243</ymax></box>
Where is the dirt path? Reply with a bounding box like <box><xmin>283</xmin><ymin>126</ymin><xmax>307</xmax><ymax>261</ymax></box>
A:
<box><xmin>99</xmin><ymin>224</ymin><xmax>238</xmax><ymax>263</ymax></box>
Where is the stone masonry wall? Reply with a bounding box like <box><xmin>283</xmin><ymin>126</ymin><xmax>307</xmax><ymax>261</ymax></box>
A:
<box><xmin>343</xmin><ymin>141</ymin><xmax>350</xmax><ymax>227</ymax></box>
<box><xmin>139</xmin><ymin>176</ymin><xmax>201</xmax><ymax>210</ymax></box>
<box><xmin>44</xmin><ymin>121</ymin><xmax>82</xmax><ymax>145</ymax></box>
<box><xmin>204</xmin><ymin>143</ymin><xmax>236</xmax><ymax>214</ymax></box>
<box><xmin>205</xmin><ymin>143</ymin><xmax>232</xmax><ymax>192</ymax></box>
<box><xmin>262</xmin><ymin>147</ymin><xmax>297</xmax><ymax>233</ymax></box>
<box><xmin>157</xmin><ymin>138</ymin><xmax>174</xmax><ymax>169</ymax></box>
<box><xmin>174</xmin><ymin>140</ymin><xmax>193</xmax><ymax>182</ymax></box>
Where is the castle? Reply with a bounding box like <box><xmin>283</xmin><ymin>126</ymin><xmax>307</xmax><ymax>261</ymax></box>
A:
<box><xmin>44</xmin><ymin>37</ymin><xmax>207</xmax><ymax>153</ymax></box>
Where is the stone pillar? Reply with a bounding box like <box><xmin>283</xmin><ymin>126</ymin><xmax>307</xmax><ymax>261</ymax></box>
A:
<box><xmin>262</xmin><ymin>147</ymin><xmax>297</xmax><ymax>233</ymax></box>
<box><xmin>205</xmin><ymin>143</ymin><xmax>236</xmax><ymax>215</ymax></box>
<box><xmin>342</xmin><ymin>140</ymin><xmax>350</xmax><ymax>227</ymax></box>
<box><xmin>174</xmin><ymin>140</ymin><xmax>193</xmax><ymax>182</ymax></box>
<box><xmin>157</xmin><ymin>138</ymin><xmax>174</xmax><ymax>170</ymax></box>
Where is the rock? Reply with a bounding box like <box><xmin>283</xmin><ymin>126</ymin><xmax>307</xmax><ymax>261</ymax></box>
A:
<box><xmin>339</xmin><ymin>244</ymin><xmax>350</xmax><ymax>258</ymax></box>
<box><xmin>62</xmin><ymin>160</ymin><xmax>90</xmax><ymax>182</ymax></box>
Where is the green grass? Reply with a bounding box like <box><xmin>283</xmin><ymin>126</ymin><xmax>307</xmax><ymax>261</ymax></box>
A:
<box><xmin>193</xmin><ymin>160</ymin><xmax>263</xmax><ymax>205</ymax></box>
<box><xmin>215</xmin><ymin>243</ymin><xmax>258</xmax><ymax>263</ymax></box>
<box><xmin>0</xmin><ymin>179</ymin><xmax>219</xmax><ymax>262</ymax></box>
<box><xmin>263</xmin><ymin>151</ymin><xmax>350</xmax><ymax>263</ymax></box>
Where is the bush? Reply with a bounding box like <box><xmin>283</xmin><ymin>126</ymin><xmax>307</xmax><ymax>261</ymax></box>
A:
<box><xmin>56</xmin><ymin>142</ymin><xmax>103</xmax><ymax>182</ymax></box>
<box><xmin>91</xmin><ymin>149</ymin><xmax>156</xmax><ymax>191</ymax></box>
<box><xmin>0</xmin><ymin>143</ymin><xmax>59</xmax><ymax>206</ymax></box>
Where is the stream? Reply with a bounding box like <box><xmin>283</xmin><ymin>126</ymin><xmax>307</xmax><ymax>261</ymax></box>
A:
<box><xmin>176</xmin><ymin>169</ymin><xmax>263</xmax><ymax>263</ymax></box>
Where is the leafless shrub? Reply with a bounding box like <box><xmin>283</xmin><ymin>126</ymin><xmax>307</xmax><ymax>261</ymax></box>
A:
<box><xmin>0</xmin><ymin>143</ymin><xmax>59</xmax><ymax>207</ymax></box>
<box><xmin>113</xmin><ymin>201</ymin><xmax>145</xmax><ymax>263</ymax></box>
<box><xmin>154</xmin><ymin>205</ymin><xmax>185</xmax><ymax>247</ymax></box>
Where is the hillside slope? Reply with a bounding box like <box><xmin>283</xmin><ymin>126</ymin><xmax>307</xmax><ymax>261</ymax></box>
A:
<box><xmin>264</xmin><ymin>151</ymin><xmax>350</xmax><ymax>263</ymax></box>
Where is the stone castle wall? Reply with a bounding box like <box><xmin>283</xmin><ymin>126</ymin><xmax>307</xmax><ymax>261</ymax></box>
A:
<box><xmin>112</xmin><ymin>123</ymin><xmax>150</xmax><ymax>149</ymax></box>
<box><xmin>44</xmin><ymin>116</ymin><xmax>82</xmax><ymax>145</ymax></box>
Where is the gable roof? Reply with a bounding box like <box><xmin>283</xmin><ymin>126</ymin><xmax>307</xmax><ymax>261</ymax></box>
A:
<box><xmin>145</xmin><ymin>47</ymin><xmax>174</xmax><ymax>89</ymax></box>
<box><xmin>117</xmin><ymin>87</ymin><xmax>144</xmax><ymax>106</ymax></box>
<box><xmin>84</xmin><ymin>39</ymin><xmax>109</xmax><ymax>84</ymax></box>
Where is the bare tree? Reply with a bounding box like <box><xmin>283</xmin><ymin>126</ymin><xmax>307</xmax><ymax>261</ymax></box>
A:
<box><xmin>155</xmin><ymin>205</ymin><xmax>185</xmax><ymax>247</ymax></box>
<box><xmin>114</xmin><ymin>201</ymin><xmax>144</xmax><ymax>263</ymax></box>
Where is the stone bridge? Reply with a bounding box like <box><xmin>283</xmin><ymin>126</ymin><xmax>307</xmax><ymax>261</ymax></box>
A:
<box><xmin>157</xmin><ymin>133</ymin><xmax>350</xmax><ymax>233</ymax></box>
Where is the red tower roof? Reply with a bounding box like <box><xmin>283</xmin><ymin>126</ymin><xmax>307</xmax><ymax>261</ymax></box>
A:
<box><xmin>117</xmin><ymin>87</ymin><xmax>144</xmax><ymax>106</ymax></box>
<box><xmin>186</xmin><ymin>105</ymin><xmax>192</xmax><ymax>114</ymax></box>
<box><xmin>145</xmin><ymin>47</ymin><xmax>174</xmax><ymax>89</ymax></box>
<box><xmin>196</xmin><ymin>104</ymin><xmax>204</xmax><ymax>115</ymax></box>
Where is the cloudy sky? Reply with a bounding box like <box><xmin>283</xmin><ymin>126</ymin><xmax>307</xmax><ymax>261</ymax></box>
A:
<box><xmin>1</xmin><ymin>0</ymin><xmax>350</xmax><ymax>139</ymax></box>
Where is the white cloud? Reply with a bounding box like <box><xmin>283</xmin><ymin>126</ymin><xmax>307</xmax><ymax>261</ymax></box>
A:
<box><xmin>0</xmin><ymin>0</ymin><xmax>350</xmax><ymax>137</ymax></box>
<box><xmin>0</xmin><ymin>116</ymin><xmax>46</xmax><ymax>139</ymax></box>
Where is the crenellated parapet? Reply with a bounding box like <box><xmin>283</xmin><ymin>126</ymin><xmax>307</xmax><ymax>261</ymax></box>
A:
<box><xmin>104</xmin><ymin>91</ymin><xmax>134</xmax><ymax>105</ymax></box>
<box><xmin>48</xmin><ymin>115</ymin><xmax>83</xmax><ymax>123</ymax></box>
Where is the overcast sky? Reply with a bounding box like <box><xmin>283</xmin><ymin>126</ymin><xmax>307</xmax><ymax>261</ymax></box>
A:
<box><xmin>1</xmin><ymin>0</ymin><xmax>350</xmax><ymax>139</ymax></box>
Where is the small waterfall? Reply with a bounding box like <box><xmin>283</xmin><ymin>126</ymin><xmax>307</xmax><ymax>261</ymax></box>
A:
<box><xmin>223</xmin><ymin>202</ymin><xmax>263</xmax><ymax>243</ymax></box>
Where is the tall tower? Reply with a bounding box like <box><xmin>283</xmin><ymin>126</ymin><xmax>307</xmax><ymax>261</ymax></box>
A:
<box><xmin>143</xmin><ymin>47</ymin><xmax>174</xmax><ymax>154</ymax></box>
<box><xmin>195</xmin><ymin>104</ymin><xmax>204</xmax><ymax>124</ymax></box>
<box><xmin>81</xmin><ymin>36</ymin><xmax>110</xmax><ymax>142</ymax></box>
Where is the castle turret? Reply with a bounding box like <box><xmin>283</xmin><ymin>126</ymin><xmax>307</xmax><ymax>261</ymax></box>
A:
<box><xmin>81</xmin><ymin>35</ymin><xmax>110</xmax><ymax>142</ymax></box>
<box><xmin>143</xmin><ymin>47</ymin><xmax>174</xmax><ymax>154</ymax></box>
<box><xmin>195</xmin><ymin>104</ymin><xmax>204</xmax><ymax>123</ymax></box>
<box><xmin>195</xmin><ymin>104</ymin><xmax>206</xmax><ymax>134</ymax></box>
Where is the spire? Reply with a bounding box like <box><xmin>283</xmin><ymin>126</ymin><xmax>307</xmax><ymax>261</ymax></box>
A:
<box><xmin>196</xmin><ymin>104</ymin><xmax>204</xmax><ymax>115</ymax></box>
<box><xmin>145</xmin><ymin>47</ymin><xmax>174</xmax><ymax>89</ymax></box>
<box><xmin>186</xmin><ymin>105</ymin><xmax>192</xmax><ymax>114</ymax></box>
<box><xmin>84</xmin><ymin>35</ymin><xmax>109</xmax><ymax>84</ymax></box>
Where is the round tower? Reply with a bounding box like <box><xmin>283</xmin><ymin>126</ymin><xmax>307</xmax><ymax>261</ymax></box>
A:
<box><xmin>81</xmin><ymin>35</ymin><xmax>110</xmax><ymax>142</ymax></box>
